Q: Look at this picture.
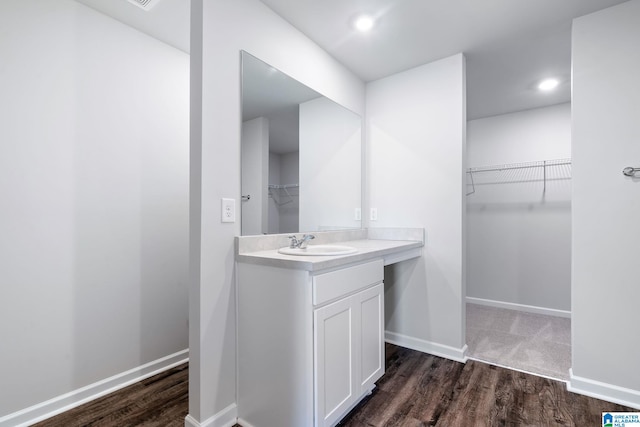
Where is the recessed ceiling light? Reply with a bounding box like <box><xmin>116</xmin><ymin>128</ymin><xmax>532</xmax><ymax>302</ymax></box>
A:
<box><xmin>538</xmin><ymin>78</ymin><xmax>560</xmax><ymax>91</ymax></box>
<box><xmin>354</xmin><ymin>15</ymin><xmax>375</xmax><ymax>32</ymax></box>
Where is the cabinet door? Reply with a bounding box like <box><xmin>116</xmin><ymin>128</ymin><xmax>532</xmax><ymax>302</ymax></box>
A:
<box><xmin>356</xmin><ymin>283</ymin><xmax>385</xmax><ymax>393</ymax></box>
<box><xmin>314</xmin><ymin>296</ymin><xmax>356</xmax><ymax>427</ymax></box>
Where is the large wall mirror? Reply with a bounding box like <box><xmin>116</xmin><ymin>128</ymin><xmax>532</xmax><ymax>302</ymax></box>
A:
<box><xmin>240</xmin><ymin>51</ymin><xmax>362</xmax><ymax>235</ymax></box>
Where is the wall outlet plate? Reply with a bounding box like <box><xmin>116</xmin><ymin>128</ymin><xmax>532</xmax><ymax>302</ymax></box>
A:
<box><xmin>355</xmin><ymin>208</ymin><xmax>361</xmax><ymax>221</ymax></box>
<box><xmin>370</xmin><ymin>208</ymin><xmax>378</xmax><ymax>221</ymax></box>
<box><xmin>221</xmin><ymin>198</ymin><xmax>235</xmax><ymax>223</ymax></box>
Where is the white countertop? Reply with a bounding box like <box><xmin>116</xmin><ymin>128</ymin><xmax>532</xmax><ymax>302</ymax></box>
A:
<box><xmin>236</xmin><ymin>239</ymin><xmax>423</xmax><ymax>272</ymax></box>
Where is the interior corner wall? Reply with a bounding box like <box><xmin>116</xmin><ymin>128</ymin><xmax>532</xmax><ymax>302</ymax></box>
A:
<box><xmin>190</xmin><ymin>0</ymin><xmax>365</xmax><ymax>423</ymax></box>
<box><xmin>366</xmin><ymin>54</ymin><xmax>466</xmax><ymax>357</ymax></box>
<box><xmin>268</xmin><ymin>152</ymin><xmax>282</xmax><ymax>234</ymax></box>
<box><xmin>571</xmin><ymin>0</ymin><xmax>640</xmax><ymax>408</ymax></box>
<box><xmin>0</xmin><ymin>0</ymin><xmax>189</xmax><ymax>420</ymax></box>
<box><xmin>466</xmin><ymin>104</ymin><xmax>572</xmax><ymax>312</ymax></box>
<box><xmin>278</xmin><ymin>152</ymin><xmax>300</xmax><ymax>234</ymax></box>
<box><xmin>267</xmin><ymin>151</ymin><xmax>299</xmax><ymax>234</ymax></box>
<box><xmin>241</xmin><ymin>117</ymin><xmax>269</xmax><ymax>235</ymax></box>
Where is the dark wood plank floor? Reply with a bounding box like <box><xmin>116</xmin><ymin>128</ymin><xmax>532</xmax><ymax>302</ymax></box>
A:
<box><xmin>34</xmin><ymin>345</ymin><xmax>633</xmax><ymax>426</ymax></box>
<box><xmin>33</xmin><ymin>363</ymin><xmax>188</xmax><ymax>427</ymax></box>
<box><xmin>339</xmin><ymin>344</ymin><xmax>634</xmax><ymax>426</ymax></box>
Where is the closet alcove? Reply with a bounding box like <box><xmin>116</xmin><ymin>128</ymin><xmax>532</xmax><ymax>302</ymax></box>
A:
<box><xmin>465</xmin><ymin>103</ymin><xmax>573</xmax><ymax>380</ymax></box>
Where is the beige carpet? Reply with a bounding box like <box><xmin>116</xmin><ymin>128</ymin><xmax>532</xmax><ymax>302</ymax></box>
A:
<box><xmin>466</xmin><ymin>303</ymin><xmax>571</xmax><ymax>381</ymax></box>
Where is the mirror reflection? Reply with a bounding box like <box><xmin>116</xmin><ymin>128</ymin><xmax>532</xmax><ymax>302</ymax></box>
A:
<box><xmin>240</xmin><ymin>51</ymin><xmax>362</xmax><ymax>235</ymax></box>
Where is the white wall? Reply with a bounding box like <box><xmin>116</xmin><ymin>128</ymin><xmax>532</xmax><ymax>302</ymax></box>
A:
<box><xmin>467</xmin><ymin>104</ymin><xmax>572</xmax><ymax>165</ymax></box>
<box><xmin>268</xmin><ymin>151</ymin><xmax>299</xmax><ymax>234</ymax></box>
<box><xmin>241</xmin><ymin>117</ymin><xmax>269</xmax><ymax>235</ymax></box>
<box><xmin>570</xmin><ymin>0</ymin><xmax>640</xmax><ymax>408</ymax></box>
<box><xmin>278</xmin><ymin>152</ymin><xmax>300</xmax><ymax>233</ymax></box>
<box><xmin>466</xmin><ymin>104</ymin><xmax>572</xmax><ymax>312</ymax></box>
<box><xmin>0</xmin><ymin>0</ymin><xmax>189</xmax><ymax>421</ymax></box>
<box><xmin>278</xmin><ymin>151</ymin><xmax>302</xmax><ymax>233</ymax></box>
<box><xmin>190</xmin><ymin>0</ymin><xmax>365</xmax><ymax>423</ymax></box>
<box><xmin>268</xmin><ymin>152</ymin><xmax>281</xmax><ymax>233</ymax></box>
<box><xmin>299</xmin><ymin>97</ymin><xmax>362</xmax><ymax>232</ymax></box>
<box><xmin>367</xmin><ymin>54</ymin><xmax>467</xmax><ymax>360</ymax></box>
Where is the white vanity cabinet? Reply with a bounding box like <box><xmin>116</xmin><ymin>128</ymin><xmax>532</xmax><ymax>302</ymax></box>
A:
<box><xmin>237</xmin><ymin>258</ymin><xmax>384</xmax><ymax>427</ymax></box>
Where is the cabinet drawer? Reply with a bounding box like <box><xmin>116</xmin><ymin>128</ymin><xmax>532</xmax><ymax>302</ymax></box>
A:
<box><xmin>312</xmin><ymin>259</ymin><xmax>383</xmax><ymax>306</ymax></box>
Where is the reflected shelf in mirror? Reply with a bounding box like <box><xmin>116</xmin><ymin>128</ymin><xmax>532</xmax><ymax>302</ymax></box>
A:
<box><xmin>268</xmin><ymin>183</ymin><xmax>298</xmax><ymax>206</ymax></box>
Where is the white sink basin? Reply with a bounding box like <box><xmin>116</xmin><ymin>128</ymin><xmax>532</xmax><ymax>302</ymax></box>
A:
<box><xmin>278</xmin><ymin>244</ymin><xmax>358</xmax><ymax>256</ymax></box>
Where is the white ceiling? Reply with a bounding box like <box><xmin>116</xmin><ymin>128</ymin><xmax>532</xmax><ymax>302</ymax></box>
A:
<box><xmin>259</xmin><ymin>0</ymin><xmax>629</xmax><ymax>119</ymax></box>
<box><xmin>75</xmin><ymin>0</ymin><xmax>629</xmax><ymax>119</ymax></box>
<box><xmin>74</xmin><ymin>0</ymin><xmax>190</xmax><ymax>53</ymax></box>
<box><xmin>465</xmin><ymin>21</ymin><xmax>573</xmax><ymax>119</ymax></box>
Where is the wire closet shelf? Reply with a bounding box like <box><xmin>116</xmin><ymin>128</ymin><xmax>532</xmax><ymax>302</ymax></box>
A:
<box><xmin>268</xmin><ymin>183</ymin><xmax>299</xmax><ymax>205</ymax></box>
<box><xmin>466</xmin><ymin>158</ymin><xmax>572</xmax><ymax>196</ymax></box>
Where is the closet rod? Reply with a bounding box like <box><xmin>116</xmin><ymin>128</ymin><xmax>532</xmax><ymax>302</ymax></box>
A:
<box><xmin>268</xmin><ymin>183</ymin><xmax>298</xmax><ymax>206</ymax></box>
<box><xmin>467</xmin><ymin>158</ymin><xmax>571</xmax><ymax>174</ymax></box>
<box><xmin>268</xmin><ymin>183</ymin><xmax>299</xmax><ymax>189</ymax></box>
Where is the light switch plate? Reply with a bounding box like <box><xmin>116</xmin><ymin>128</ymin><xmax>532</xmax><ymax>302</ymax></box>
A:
<box><xmin>221</xmin><ymin>198</ymin><xmax>235</xmax><ymax>223</ymax></box>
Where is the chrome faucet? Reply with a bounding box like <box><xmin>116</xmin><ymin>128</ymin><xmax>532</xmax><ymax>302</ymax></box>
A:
<box><xmin>288</xmin><ymin>234</ymin><xmax>316</xmax><ymax>249</ymax></box>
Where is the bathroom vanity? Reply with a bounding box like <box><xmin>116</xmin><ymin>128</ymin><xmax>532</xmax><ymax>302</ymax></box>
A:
<box><xmin>235</xmin><ymin>230</ymin><xmax>423</xmax><ymax>427</ymax></box>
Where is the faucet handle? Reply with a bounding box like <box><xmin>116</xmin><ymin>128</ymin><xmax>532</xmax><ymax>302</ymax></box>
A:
<box><xmin>288</xmin><ymin>235</ymin><xmax>299</xmax><ymax>248</ymax></box>
<box><xmin>299</xmin><ymin>234</ymin><xmax>316</xmax><ymax>249</ymax></box>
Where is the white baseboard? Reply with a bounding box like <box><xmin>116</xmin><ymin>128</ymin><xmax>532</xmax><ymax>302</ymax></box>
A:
<box><xmin>237</xmin><ymin>417</ymin><xmax>255</xmax><ymax>427</ymax></box>
<box><xmin>185</xmin><ymin>404</ymin><xmax>237</xmax><ymax>427</ymax></box>
<box><xmin>0</xmin><ymin>349</ymin><xmax>189</xmax><ymax>427</ymax></box>
<box><xmin>466</xmin><ymin>296</ymin><xmax>571</xmax><ymax>318</ymax></box>
<box><xmin>568</xmin><ymin>369</ymin><xmax>640</xmax><ymax>410</ymax></box>
<box><xmin>385</xmin><ymin>331</ymin><xmax>468</xmax><ymax>363</ymax></box>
